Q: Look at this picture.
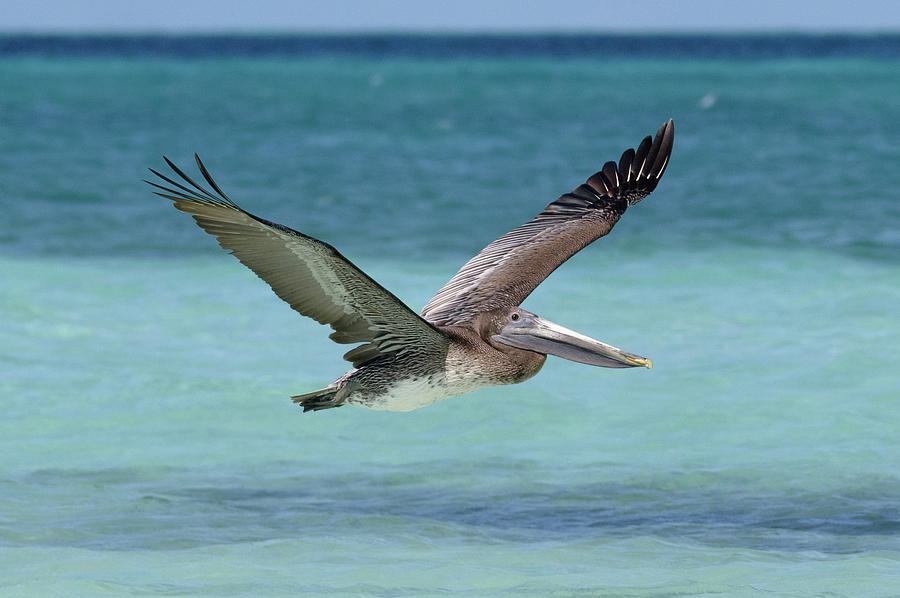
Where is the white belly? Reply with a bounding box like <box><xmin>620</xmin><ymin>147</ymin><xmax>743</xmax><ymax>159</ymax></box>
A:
<box><xmin>354</xmin><ymin>373</ymin><xmax>492</xmax><ymax>412</ymax></box>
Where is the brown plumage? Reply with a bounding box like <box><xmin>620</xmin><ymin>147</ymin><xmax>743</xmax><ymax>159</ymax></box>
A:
<box><xmin>148</xmin><ymin>119</ymin><xmax>674</xmax><ymax>412</ymax></box>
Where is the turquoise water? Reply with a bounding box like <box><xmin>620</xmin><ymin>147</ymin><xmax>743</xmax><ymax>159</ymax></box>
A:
<box><xmin>2</xmin><ymin>36</ymin><xmax>899</xmax><ymax>596</ymax></box>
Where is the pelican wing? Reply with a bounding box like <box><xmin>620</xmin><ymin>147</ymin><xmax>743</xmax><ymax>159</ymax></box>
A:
<box><xmin>148</xmin><ymin>156</ymin><xmax>448</xmax><ymax>367</ymax></box>
<box><xmin>421</xmin><ymin>119</ymin><xmax>673</xmax><ymax>327</ymax></box>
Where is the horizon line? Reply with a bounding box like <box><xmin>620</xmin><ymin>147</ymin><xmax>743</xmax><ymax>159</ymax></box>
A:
<box><xmin>3</xmin><ymin>28</ymin><xmax>900</xmax><ymax>36</ymax></box>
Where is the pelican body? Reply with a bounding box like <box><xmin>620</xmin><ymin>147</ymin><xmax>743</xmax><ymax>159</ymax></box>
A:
<box><xmin>149</xmin><ymin>120</ymin><xmax>674</xmax><ymax>412</ymax></box>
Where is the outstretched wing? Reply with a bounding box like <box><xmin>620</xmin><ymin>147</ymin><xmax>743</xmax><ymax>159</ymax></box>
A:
<box><xmin>147</xmin><ymin>156</ymin><xmax>448</xmax><ymax>367</ymax></box>
<box><xmin>421</xmin><ymin>119</ymin><xmax>674</xmax><ymax>327</ymax></box>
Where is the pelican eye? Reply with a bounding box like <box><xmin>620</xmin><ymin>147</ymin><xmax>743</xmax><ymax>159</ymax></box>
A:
<box><xmin>510</xmin><ymin>313</ymin><xmax>520</xmax><ymax>322</ymax></box>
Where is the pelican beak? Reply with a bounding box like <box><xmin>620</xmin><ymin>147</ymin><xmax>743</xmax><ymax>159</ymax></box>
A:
<box><xmin>492</xmin><ymin>314</ymin><xmax>652</xmax><ymax>369</ymax></box>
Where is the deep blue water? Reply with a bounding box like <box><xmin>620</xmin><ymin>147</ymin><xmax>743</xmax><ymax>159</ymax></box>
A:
<box><xmin>1</xmin><ymin>35</ymin><xmax>899</xmax><ymax>597</ymax></box>
<box><xmin>3</xmin><ymin>32</ymin><xmax>900</xmax><ymax>59</ymax></box>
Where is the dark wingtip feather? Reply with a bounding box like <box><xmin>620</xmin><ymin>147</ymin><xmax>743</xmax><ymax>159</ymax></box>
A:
<box><xmin>601</xmin><ymin>161</ymin><xmax>619</xmax><ymax>187</ymax></box>
<box><xmin>642</xmin><ymin>122</ymin><xmax>667</xmax><ymax>181</ymax></box>
<box><xmin>147</xmin><ymin>155</ymin><xmax>240</xmax><ymax>210</ymax></box>
<box><xmin>650</xmin><ymin>119</ymin><xmax>675</xmax><ymax>182</ymax></box>
<box><xmin>194</xmin><ymin>154</ymin><xmax>235</xmax><ymax>205</ymax></box>
<box><xmin>162</xmin><ymin>156</ymin><xmax>219</xmax><ymax>201</ymax></box>
<box><xmin>618</xmin><ymin>148</ymin><xmax>636</xmax><ymax>189</ymax></box>
<box><xmin>581</xmin><ymin>119</ymin><xmax>674</xmax><ymax>206</ymax></box>
<box><xmin>633</xmin><ymin>135</ymin><xmax>653</xmax><ymax>178</ymax></box>
<box><xmin>146</xmin><ymin>167</ymin><xmax>214</xmax><ymax>204</ymax></box>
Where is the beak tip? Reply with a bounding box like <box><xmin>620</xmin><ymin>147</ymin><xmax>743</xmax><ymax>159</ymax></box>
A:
<box><xmin>634</xmin><ymin>357</ymin><xmax>653</xmax><ymax>369</ymax></box>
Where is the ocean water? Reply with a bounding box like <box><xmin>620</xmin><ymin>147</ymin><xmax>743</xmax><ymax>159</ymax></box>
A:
<box><xmin>1</xmin><ymin>34</ymin><xmax>899</xmax><ymax>597</ymax></box>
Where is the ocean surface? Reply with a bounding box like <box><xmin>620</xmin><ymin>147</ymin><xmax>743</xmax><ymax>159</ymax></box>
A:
<box><xmin>1</xmin><ymin>34</ymin><xmax>899</xmax><ymax>597</ymax></box>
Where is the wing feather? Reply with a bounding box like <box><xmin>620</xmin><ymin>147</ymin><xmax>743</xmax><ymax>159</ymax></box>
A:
<box><xmin>421</xmin><ymin>120</ymin><xmax>674</xmax><ymax>327</ymax></box>
<box><xmin>149</xmin><ymin>155</ymin><xmax>448</xmax><ymax>367</ymax></box>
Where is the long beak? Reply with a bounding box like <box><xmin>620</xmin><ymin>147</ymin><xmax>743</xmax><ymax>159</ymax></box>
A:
<box><xmin>492</xmin><ymin>315</ymin><xmax>652</xmax><ymax>369</ymax></box>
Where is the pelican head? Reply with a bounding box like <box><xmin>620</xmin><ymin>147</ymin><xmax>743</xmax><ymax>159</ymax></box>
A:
<box><xmin>491</xmin><ymin>308</ymin><xmax>652</xmax><ymax>369</ymax></box>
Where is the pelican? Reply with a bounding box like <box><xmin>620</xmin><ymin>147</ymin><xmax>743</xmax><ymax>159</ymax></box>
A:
<box><xmin>148</xmin><ymin>119</ymin><xmax>673</xmax><ymax>412</ymax></box>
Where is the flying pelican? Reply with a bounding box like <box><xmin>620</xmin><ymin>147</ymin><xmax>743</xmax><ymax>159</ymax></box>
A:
<box><xmin>148</xmin><ymin>119</ymin><xmax>673</xmax><ymax>412</ymax></box>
